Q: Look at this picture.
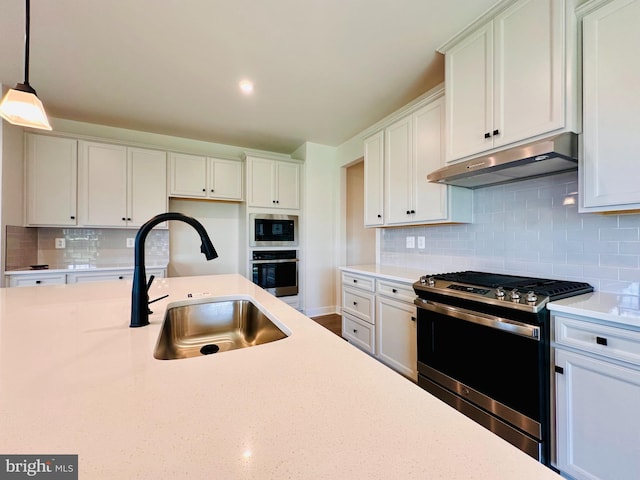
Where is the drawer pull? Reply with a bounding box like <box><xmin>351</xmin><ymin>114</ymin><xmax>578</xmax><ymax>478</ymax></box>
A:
<box><xmin>353</xmin><ymin>279</ymin><xmax>358</xmax><ymax>283</ymax></box>
<box><xmin>353</xmin><ymin>329</ymin><xmax>358</xmax><ymax>334</ymax></box>
<box><xmin>596</xmin><ymin>336</ymin><xmax>608</xmax><ymax>346</ymax></box>
<box><xmin>353</xmin><ymin>301</ymin><xmax>358</xmax><ymax>306</ymax></box>
<box><xmin>392</xmin><ymin>288</ymin><xmax>397</xmax><ymax>293</ymax></box>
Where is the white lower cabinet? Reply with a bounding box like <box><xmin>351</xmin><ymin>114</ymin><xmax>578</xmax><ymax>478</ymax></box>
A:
<box><xmin>6</xmin><ymin>268</ymin><xmax>165</xmax><ymax>287</ymax></box>
<box><xmin>376</xmin><ymin>294</ymin><xmax>417</xmax><ymax>381</ymax></box>
<box><xmin>341</xmin><ymin>271</ymin><xmax>417</xmax><ymax>380</ymax></box>
<box><xmin>553</xmin><ymin>314</ymin><xmax>640</xmax><ymax>480</ymax></box>
<box><xmin>8</xmin><ymin>273</ymin><xmax>67</xmax><ymax>288</ymax></box>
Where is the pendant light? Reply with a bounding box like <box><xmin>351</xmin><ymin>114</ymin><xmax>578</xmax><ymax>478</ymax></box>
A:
<box><xmin>0</xmin><ymin>0</ymin><xmax>51</xmax><ymax>130</ymax></box>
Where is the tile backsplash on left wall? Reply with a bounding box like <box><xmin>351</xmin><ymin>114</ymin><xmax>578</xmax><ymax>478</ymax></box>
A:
<box><xmin>5</xmin><ymin>226</ymin><xmax>169</xmax><ymax>270</ymax></box>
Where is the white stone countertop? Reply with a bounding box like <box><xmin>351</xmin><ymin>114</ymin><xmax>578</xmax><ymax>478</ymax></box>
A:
<box><xmin>339</xmin><ymin>264</ymin><xmax>429</xmax><ymax>284</ymax></box>
<box><xmin>0</xmin><ymin>274</ymin><xmax>562</xmax><ymax>479</ymax></box>
<box><xmin>5</xmin><ymin>264</ymin><xmax>167</xmax><ymax>275</ymax></box>
<box><xmin>547</xmin><ymin>291</ymin><xmax>640</xmax><ymax>330</ymax></box>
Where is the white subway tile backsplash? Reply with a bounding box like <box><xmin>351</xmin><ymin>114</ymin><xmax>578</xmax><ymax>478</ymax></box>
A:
<box><xmin>378</xmin><ymin>171</ymin><xmax>640</xmax><ymax>294</ymax></box>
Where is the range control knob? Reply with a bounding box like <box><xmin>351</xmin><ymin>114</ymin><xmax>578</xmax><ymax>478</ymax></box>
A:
<box><xmin>426</xmin><ymin>276</ymin><xmax>435</xmax><ymax>287</ymax></box>
<box><xmin>510</xmin><ymin>289</ymin><xmax>521</xmax><ymax>301</ymax></box>
<box><xmin>526</xmin><ymin>291</ymin><xmax>538</xmax><ymax>303</ymax></box>
<box><xmin>495</xmin><ymin>286</ymin><xmax>505</xmax><ymax>299</ymax></box>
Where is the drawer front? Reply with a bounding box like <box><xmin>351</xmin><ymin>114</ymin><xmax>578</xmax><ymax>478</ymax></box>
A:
<box><xmin>342</xmin><ymin>272</ymin><xmax>375</xmax><ymax>292</ymax></box>
<box><xmin>376</xmin><ymin>279</ymin><xmax>416</xmax><ymax>303</ymax></box>
<box><xmin>343</xmin><ymin>312</ymin><xmax>374</xmax><ymax>354</ymax></box>
<box><xmin>9</xmin><ymin>274</ymin><xmax>67</xmax><ymax>287</ymax></box>
<box><xmin>342</xmin><ymin>287</ymin><xmax>374</xmax><ymax>323</ymax></box>
<box><xmin>554</xmin><ymin>315</ymin><xmax>640</xmax><ymax>367</ymax></box>
<box><xmin>68</xmin><ymin>272</ymin><xmax>133</xmax><ymax>283</ymax></box>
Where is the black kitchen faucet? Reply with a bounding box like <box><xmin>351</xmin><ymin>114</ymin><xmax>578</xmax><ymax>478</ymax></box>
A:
<box><xmin>130</xmin><ymin>212</ymin><xmax>218</xmax><ymax>328</ymax></box>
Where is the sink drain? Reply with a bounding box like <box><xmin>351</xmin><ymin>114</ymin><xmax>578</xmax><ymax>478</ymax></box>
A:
<box><xmin>200</xmin><ymin>344</ymin><xmax>220</xmax><ymax>355</ymax></box>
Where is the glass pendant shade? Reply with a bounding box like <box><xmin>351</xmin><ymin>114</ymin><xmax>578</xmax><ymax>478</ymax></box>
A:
<box><xmin>0</xmin><ymin>83</ymin><xmax>52</xmax><ymax>130</ymax></box>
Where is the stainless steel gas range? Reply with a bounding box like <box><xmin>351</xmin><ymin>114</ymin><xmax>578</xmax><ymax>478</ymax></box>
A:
<box><xmin>413</xmin><ymin>271</ymin><xmax>593</xmax><ymax>466</ymax></box>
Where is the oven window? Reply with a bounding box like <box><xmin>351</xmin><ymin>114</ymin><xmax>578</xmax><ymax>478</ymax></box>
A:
<box><xmin>252</xmin><ymin>262</ymin><xmax>297</xmax><ymax>290</ymax></box>
<box><xmin>417</xmin><ymin>311</ymin><xmax>542</xmax><ymax>421</ymax></box>
<box><xmin>255</xmin><ymin>219</ymin><xmax>295</xmax><ymax>243</ymax></box>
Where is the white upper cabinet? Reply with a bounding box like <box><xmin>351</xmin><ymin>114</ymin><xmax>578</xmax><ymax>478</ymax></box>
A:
<box><xmin>246</xmin><ymin>156</ymin><xmax>300</xmax><ymax>210</ymax></box>
<box><xmin>169</xmin><ymin>152</ymin><xmax>243</xmax><ymax>201</ymax></box>
<box><xmin>385</xmin><ymin>97</ymin><xmax>471</xmax><ymax>225</ymax></box>
<box><xmin>25</xmin><ymin>134</ymin><xmax>78</xmax><ymax>226</ymax></box>
<box><xmin>441</xmin><ymin>0</ymin><xmax>577</xmax><ymax>163</ymax></box>
<box><xmin>363</xmin><ymin>131</ymin><xmax>384</xmax><ymax>226</ymax></box>
<box><xmin>79</xmin><ymin>141</ymin><xmax>167</xmax><ymax>227</ymax></box>
<box><xmin>579</xmin><ymin>0</ymin><xmax>640</xmax><ymax>212</ymax></box>
<box><xmin>365</xmin><ymin>92</ymin><xmax>472</xmax><ymax>228</ymax></box>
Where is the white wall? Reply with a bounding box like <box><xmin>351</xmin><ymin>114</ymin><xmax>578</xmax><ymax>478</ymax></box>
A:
<box><xmin>294</xmin><ymin>142</ymin><xmax>340</xmax><ymax>317</ymax></box>
<box><xmin>0</xmin><ymin>84</ymin><xmax>26</xmax><ymax>284</ymax></box>
<box><xmin>168</xmin><ymin>199</ymin><xmax>242</xmax><ymax>278</ymax></box>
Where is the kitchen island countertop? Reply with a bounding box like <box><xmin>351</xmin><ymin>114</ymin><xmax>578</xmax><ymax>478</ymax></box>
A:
<box><xmin>0</xmin><ymin>274</ymin><xmax>562</xmax><ymax>479</ymax></box>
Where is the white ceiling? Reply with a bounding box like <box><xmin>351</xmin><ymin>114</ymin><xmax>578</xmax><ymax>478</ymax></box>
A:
<box><xmin>0</xmin><ymin>0</ymin><xmax>497</xmax><ymax>154</ymax></box>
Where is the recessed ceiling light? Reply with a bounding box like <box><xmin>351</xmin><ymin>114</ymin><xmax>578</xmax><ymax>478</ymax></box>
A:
<box><xmin>239</xmin><ymin>80</ymin><xmax>254</xmax><ymax>95</ymax></box>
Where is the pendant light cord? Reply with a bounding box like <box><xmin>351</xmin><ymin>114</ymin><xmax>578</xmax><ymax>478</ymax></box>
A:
<box><xmin>24</xmin><ymin>0</ymin><xmax>31</xmax><ymax>86</ymax></box>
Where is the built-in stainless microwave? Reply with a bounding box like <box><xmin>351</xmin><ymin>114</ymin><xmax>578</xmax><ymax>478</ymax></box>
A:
<box><xmin>249</xmin><ymin>214</ymin><xmax>298</xmax><ymax>247</ymax></box>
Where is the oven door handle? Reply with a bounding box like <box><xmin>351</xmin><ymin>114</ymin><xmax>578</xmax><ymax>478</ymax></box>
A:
<box><xmin>250</xmin><ymin>259</ymin><xmax>299</xmax><ymax>264</ymax></box>
<box><xmin>414</xmin><ymin>298</ymin><xmax>541</xmax><ymax>340</ymax></box>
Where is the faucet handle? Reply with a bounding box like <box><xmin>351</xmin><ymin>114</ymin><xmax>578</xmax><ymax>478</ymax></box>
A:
<box><xmin>146</xmin><ymin>274</ymin><xmax>156</xmax><ymax>292</ymax></box>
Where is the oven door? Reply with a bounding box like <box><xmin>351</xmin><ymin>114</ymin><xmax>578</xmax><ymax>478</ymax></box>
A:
<box><xmin>251</xmin><ymin>258</ymin><xmax>298</xmax><ymax>297</ymax></box>
<box><xmin>415</xmin><ymin>298</ymin><xmax>548</xmax><ymax>461</ymax></box>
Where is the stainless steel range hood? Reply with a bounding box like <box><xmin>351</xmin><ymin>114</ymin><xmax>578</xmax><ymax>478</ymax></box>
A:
<box><xmin>427</xmin><ymin>132</ymin><xmax>578</xmax><ymax>189</ymax></box>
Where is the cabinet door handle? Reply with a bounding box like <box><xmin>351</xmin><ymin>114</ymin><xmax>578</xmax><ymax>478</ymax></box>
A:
<box><xmin>555</xmin><ymin>365</ymin><xmax>564</xmax><ymax>374</ymax></box>
<box><xmin>35</xmin><ymin>280</ymin><xmax>41</xmax><ymax>284</ymax></box>
<box><xmin>353</xmin><ymin>279</ymin><xmax>357</xmax><ymax>283</ymax></box>
<box><xmin>392</xmin><ymin>288</ymin><xmax>397</xmax><ymax>293</ymax></box>
<box><xmin>406</xmin><ymin>210</ymin><xmax>411</xmax><ymax>215</ymax></box>
<box><xmin>484</xmin><ymin>132</ymin><xmax>491</xmax><ymax>139</ymax></box>
<box><xmin>353</xmin><ymin>329</ymin><xmax>358</xmax><ymax>334</ymax></box>
<box><xmin>118</xmin><ymin>276</ymin><xmax>124</xmax><ymax>280</ymax></box>
<box><xmin>493</xmin><ymin>129</ymin><xmax>500</xmax><ymax>136</ymax></box>
<box><xmin>353</xmin><ymin>301</ymin><xmax>358</xmax><ymax>306</ymax></box>
<box><xmin>377</xmin><ymin>214</ymin><xmax>382</xmax><ymax>218</ymax></box>
<box><xmin>211</xmin><ymin>189</ymin><xmax>214</xmax><ymax>192</ymax></box>
<box><xmin>411</xmin><ymin>316</ymin><xmax>416</xmax><ymax>322</ymax></box>
<box><xmin>202</xmin><ymin>188</ymin><xmax>206</xmax><ymax>192</ymax></box>
<box><xmin>122</xmin><ymin>217</ymin><xmax>126</xmax><ymax>221</ymax></box>
<box><xmin>70</xmin><ymin>216</ymin><xmax>75</xmax><ymax>220</ymax></box>
<box><xmin>596</xmin><ymin>336</ymin><xmax>608</xmax><ymax>346</ymax></box>
<box><xmin>410</xmin><ymin>209</ymin><xmax>415</xmax><ymax>214</ymax></box>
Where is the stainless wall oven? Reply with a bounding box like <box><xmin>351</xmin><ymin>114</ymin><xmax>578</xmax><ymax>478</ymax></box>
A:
<box><xmin>413</xmin><ymin>271</ymin><xmax>592</xmax><ymax>466</ymax></box>
<box><xmin>250</xmin><ymin>250</ymin><xmax>298</xmax><ymax>297</ymax></box>
<box><xmin>249</xmin><ymin>214</ymin><xmax>298</xmax><ymax>247</ymax></box>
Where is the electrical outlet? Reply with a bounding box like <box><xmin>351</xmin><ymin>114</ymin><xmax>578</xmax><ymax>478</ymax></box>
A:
<box><xmin>126</xmin><ymin>238</ymin><xmax>135</xmax><ymax>248</ymax></box>
<box><xmin>406</xmin><ymin>236</ymin><xmax>415</xmax><ymax>249</ymax></box>
<box><xmin>417</xmin><ymin>236</ymin><xmax>426</xmax><ymax>249</ymax></box>
<box><xmin>55</xmin><ymin>238</ymin><xmax>65</xmax><ymax>249</ymax></box>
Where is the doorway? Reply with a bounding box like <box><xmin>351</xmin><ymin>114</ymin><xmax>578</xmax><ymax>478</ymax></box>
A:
<box><xmin>346</xmin><ymin>160</ymin><xmax>375</xmax><ymax>265</ymax></box>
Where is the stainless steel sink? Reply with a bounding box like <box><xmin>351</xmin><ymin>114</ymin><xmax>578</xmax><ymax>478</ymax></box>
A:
<box><xmin>154</xmin><ymin>298</ymin><xmax>288</xmax><ymax>360</ymax></box>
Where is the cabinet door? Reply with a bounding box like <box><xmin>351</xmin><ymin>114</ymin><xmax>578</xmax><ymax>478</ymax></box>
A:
<box><xmin>128</xmin><ymin>148</ymin><xmax>167</xmax><ymax>227</ymax></box>
<box><xmin>376</xmin><ymin>296</ymin><xmax>417</xmax><ymax>380</ymax></box>
<box><xmin>25</xmin><ymin>134</ymin><xmax>78</xmax><ymax>226</ymax></box>
<box><xmin>275</xmin><ymin>161</ymin><xmax>299</xmax><ymax>209</ymax></box>
<box><xmin>494</xmin><ymin>0</ymin><xmax>563</xmax><ymax>148</ymax></box>
<box><xmin>247</xmin><ymin>157</ymin><xmax>276</xmax><ymax>207</ymax></box>
<box><xmin>385</xmin><ymin>116</ymin><xmax>413</xmax><ymax>225</ymax></box>
<box><xmin>555</xmin><ymin>349</ymin><xmax>640</xmax><ymax>480</ymax></box>
<box><xmin>363</xmin><ymin>131</ymin><xmax>384</xmax><ymax>226</ymax></box>
<box><xmin>581</xmin><ymin>0</ymin><xmax>640</xmax><ymax>211</ymax></box>
<box><xmin>169</xmin><ymin>152</ymin><xmax>207</xmax><ymax>198</ymax></box>
<box><xmin>444</xmin><ymin>22</ymin><xmax>493</xmax><ymax>162</ymax></box>
<box><xmin>79</xmin><ymin>141</ymin><xmax>128</xmax><ymax>227</ymax></box>
<box><xmin>209</xmin><ymin>158</ymin><xmax>243</xmax><ymax>200</ymax></box>
<box><xmin>413</xmin><ymin>98</ymin><xmax>448</xmax><ymax>223</ymax></box>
